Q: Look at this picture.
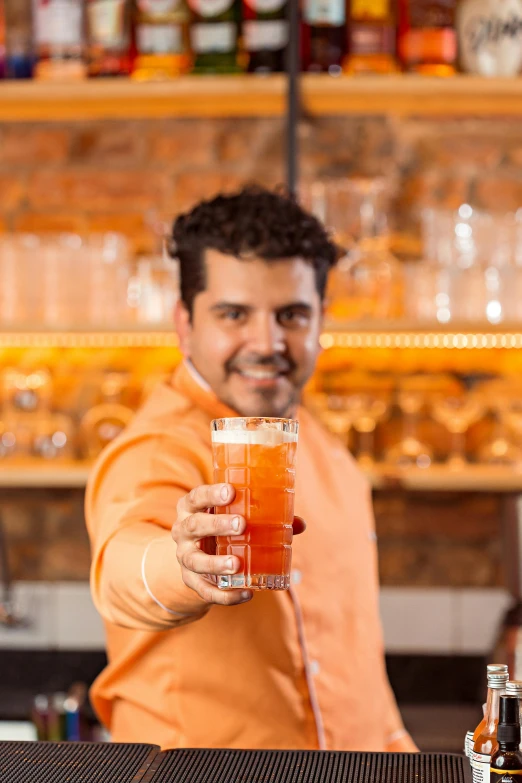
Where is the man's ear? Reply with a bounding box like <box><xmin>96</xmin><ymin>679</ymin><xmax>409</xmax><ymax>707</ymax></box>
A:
<box><xmin>174</xmin><ymin>299</ymin><xmax>192</xmax><ymax>358</ymax></box>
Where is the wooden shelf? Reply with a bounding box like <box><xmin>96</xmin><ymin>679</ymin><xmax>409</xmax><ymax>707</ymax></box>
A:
<box><xmin>366</xmin><ymin>464</ymin><xmax>522</xmax><ymax>493</ymax></box>
<box><xmin>1</xmin><ymin>461</ymin><xmax>521</xmax><ymax>492</ymax></box>
<box><xmin>0</xmin><ymin>462</ymin><xmax>91</xmax><ymax>488</ymax></box>
<box><xmin>0</xmin><ymin>74</ymin><xmax>521</xmax><ymax>121</ymax></box>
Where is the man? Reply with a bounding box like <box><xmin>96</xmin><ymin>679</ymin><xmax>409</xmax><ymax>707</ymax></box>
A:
<box><xmin>86</xmin><ymin>186</ymin><xmax>415</xmax><ymax>753</ymax></box>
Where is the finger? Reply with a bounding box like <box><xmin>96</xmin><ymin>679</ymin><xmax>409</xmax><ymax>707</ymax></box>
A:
<box><xmin>179</xmin><ymin>512</ymin><xmax>246</xmax><ymax>541</ymax></box>
<box><xmin>183</xmin><ymin>570</ymin><xmax>253</xmax><ymax>607</ymax></box>
<box><xmin>292</xmin><ymin>515</ymin><xmax>306</xmax><ymax>535</ymax></box>
<box><xmin>180</xmin><ymin>546</ymin><xmax>241</xmax><ymax>576</ymax></box>
<box><xmin>178</xmin><ymin>484</ymin><xmax>236</xmax><ymax>515</ymax></box>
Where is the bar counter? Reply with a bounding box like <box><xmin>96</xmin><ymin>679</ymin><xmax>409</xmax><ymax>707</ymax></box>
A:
<box><xmin>0</xmin><ymin>741</ymin><xmax>471</xmax><ymax>783</ymax></box>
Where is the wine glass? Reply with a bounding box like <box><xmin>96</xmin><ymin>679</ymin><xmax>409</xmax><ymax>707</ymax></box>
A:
<box><xmin>351</xmin><ymin>393</ymin><xmax>390</xmax><ymax>468</ymax></box>
<box><xmin>431</xmin><ymin>393</ymin><xmax>484</xmax><ymax>470</ymax></box>
<box><xmin>386</xmin><ymin>389</ymin><xmax>433</xmax><ymax>468</ymax></box>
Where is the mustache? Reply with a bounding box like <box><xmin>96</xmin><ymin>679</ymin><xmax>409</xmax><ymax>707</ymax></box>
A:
<box><xmin>225</xmin><ymin>354</ymin><xmax>295</xmax><ymax>375</ymax></box>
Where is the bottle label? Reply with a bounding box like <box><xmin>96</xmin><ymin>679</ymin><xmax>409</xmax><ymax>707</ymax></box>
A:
<box><xmin>244</xmin><ymin>0</ymin><xmax>286</xmax><ymax>11</ymax></box>
<box><xmin>87</xmin><ymin>0</ymin><xmax>127</xmax><ymax>48</ymax></box>
<box><xmin>34</xmin><ymin>0</ymin><xmax>84</xmax><ymax>47</ymax></box>
<box><xmin>465</xmin><ymin>730</ymin><xmax>475</xmax><ymax>758</ymax></box>
<box><xmin>191</xmin><ymin>21</ymin><xmax>236</xmax><ymax>51</ymax></box>
<box><xmin>458</xmin><ymin>0</ymin><xmax>522</xmax><ymax>77</ymax></box>
<box><xmin>409</xmin><ymin>0</ymin><xmax>456</xmax><ymax>28</ymax></box>
<box><xmin>349</xmin><ymin>22</ymin><xmax>395</xmax><ymax>54</ymax></box>
<box><xmin>304</xmin><ymin>0</ymin><xmax>345</xmax><ymax>26</ymax></box>
<box><xmin>137</xmin><ymin>22</ymin><xmax>183</xmax><ymax>53</ymax></box>
<box><xmin>138</xmin><ymin>0</ymin><xmax>181</xmax><ymax>12</ymax></box>
<box><xmin>351</xmin><ymin>0</ymin><xmax>390</xmax><ymax>19</ymax></box>
<box><xmin>189</xmin><ymin>0</ymin><xmax>235</xmax><ymax>17</ymax></box>
<box><xmin>244</xmin><ymin>19</ymin><xmax>287</xmax><ymax>49</ymax></box>
<box><xmin>471</xmin><ymin>751</ymin><xmax>491</xmax><ymax>783</ymax></box>
<box><xmin>490</xmin><ymin>771</ymin><xmax>522</xmax><ymax>780</ymax></box>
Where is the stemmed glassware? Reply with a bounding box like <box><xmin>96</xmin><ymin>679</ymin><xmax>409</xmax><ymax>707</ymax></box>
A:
<box><xmin>431</xmin><ymin>393</ymin><xmax>484</xmax><ymax>470</ymax></box>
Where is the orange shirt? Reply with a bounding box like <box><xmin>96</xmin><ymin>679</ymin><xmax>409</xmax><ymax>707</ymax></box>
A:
<box><xmin>85</xmin><ymin>362</ymin><xmax>415</xmax><ymax>753</ymax></box>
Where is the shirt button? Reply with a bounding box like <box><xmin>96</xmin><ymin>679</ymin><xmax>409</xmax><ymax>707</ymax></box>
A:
<box><xmin>310</xmin><ymin>660</ymin><xmax>320</xmax><ymax>676</ymax></box>
<box><xmin>291</xmin><ymin>569</ymin><xmax>302</xmax><ymax>585</ymax></box>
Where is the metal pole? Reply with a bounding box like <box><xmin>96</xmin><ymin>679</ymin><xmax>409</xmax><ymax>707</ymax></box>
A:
<box><xmin>286</xmin><ymin>0</ymin><xmax>300</xmax><ymax>197</ymax></box>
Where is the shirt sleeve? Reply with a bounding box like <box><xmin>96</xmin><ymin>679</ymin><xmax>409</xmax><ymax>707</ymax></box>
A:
<box><xmin>85</xmin><ymin>431</ymin><xmax>211</xmax><ymax>632</ymax></box>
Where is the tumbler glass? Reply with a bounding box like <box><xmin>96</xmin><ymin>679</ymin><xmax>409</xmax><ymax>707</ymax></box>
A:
<box><xmin>211</xmin><ymin>417</ymin><xmax>299</xmax><ymax>591</ymax></box>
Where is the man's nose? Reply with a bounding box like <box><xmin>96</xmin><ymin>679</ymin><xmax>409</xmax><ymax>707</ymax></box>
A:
<box><xmin>248</xmin><ymin>314</ymin><xmax>285</xmax><ymax>355</ymax></box>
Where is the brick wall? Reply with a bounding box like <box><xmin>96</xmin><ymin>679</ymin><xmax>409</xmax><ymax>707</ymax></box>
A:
<box><xmin>1</xmin><ymin>114</ymin><xmax>522</xmax><ymax>250</ymax></box>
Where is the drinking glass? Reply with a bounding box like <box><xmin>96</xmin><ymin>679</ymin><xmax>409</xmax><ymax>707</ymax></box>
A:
<box><xmin>432</xmin><ymin>393</ymin><xmax>484</xmax><ymax>469</ymax></box>
<box><xmin>386</xmin><ymin>389</ymin><xmax>433</xmax><ymax>468</ymax></box>
<box><xmin>211</xmin><ymin>417</ymin><xmax>298</xmax><ymax>591</ymax></box>
<box><xmin>350</xmin><ymin>393</ymin><xmax>390</xmax><ymax>468</ymax></box>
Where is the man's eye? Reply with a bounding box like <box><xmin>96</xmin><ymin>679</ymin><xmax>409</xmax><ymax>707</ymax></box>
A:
<box><xmin>221</xmin><ymin>309</ymin><xmax>244</xmax><ymax>322</ymax></box>
<box><xmin>279</xmin><ymin>310</ymin><xmax>309</xmax><ymax>327</ymax></box>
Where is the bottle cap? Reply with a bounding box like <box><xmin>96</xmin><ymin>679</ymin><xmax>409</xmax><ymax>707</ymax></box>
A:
<box><xmin>507</xmin><ymin>681</ymin><xmax>522</xmax><ymax>697</ymax></box>
<box><xmin>488</xmin><ymin>664</ymin><xmax>509</xmax><ymax>674</ymax></box>
<box><xmin>488</xmin><ymin>671</ymin><xmax>509</xmax><ymax>689</ymax></box>
<box><xmin>498</xmin><ymin>695</ymin><xmax>521</xmax><ymax>746</ymax></box>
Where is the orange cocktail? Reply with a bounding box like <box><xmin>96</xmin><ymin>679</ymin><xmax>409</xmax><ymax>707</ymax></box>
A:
<box><xmin>211</xmin><ymin>417</ymin><xmax>299</xmax><ymax>590</ymax></box>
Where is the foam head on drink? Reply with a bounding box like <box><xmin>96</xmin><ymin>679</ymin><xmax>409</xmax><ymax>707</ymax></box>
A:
<box><xmin>211</xmin><ymin>419</ymin><xmax>298</xmax><ymax>591</ymax></box>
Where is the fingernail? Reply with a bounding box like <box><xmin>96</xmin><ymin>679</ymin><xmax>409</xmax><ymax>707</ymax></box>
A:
<box><xmin>231</xmin><ymin>516</ymin><xmax>241</xmax><ymax>532</ymax></box>
<box><xmin>226</xmin><ymin>557</ymin><xmax>235</xmax><ymax>571</ymax></box>
<box><xmin>220</xmin><ymin>485</ymin><xmax>229</xmax><ymax>501</ymax></box>
<box><xmin>241</xmin><ymin>591</ymin><xmax>251</xmax><ymax>601</ymax></box>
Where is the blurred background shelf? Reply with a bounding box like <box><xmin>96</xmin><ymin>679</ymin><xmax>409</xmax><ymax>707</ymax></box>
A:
<box><xmin>0</xmin><ymin>75</ymin><xmax>522</xmax><ymax>121</ymax></box>
<box><xmin>1</xmin><ymin>462</ymin><xmax>521</xmax><ymax>492</ymax></box>
<box><xmin>0</xmin><ymin>324</ymin><xmax>521</xmax><ymax>349</ymax></box>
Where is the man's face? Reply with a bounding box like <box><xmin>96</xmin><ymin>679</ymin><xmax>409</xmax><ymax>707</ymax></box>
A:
<box><xmin>176</xmin><ymin>249</ymin><xmax>323</xmax><ymax>417</ymax></box>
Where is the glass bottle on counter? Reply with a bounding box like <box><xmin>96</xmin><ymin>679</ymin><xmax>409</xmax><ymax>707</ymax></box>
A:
<box><xmin>79</xmin><ymin>371</ymin><xmax>134</xmax><ymax>460</ymax></box>
<box><xmin>343</xmin><ymin>0</ymin><xmax>398</xmax><ymax>75</ymax></box>
<box><xmin>242</xmin><ymin>0</ymin><xmax>288</xmax><ymax>73</ymax></box>
<box><xmin>507</xmin><ymin>681</ymin><xmax>522</xmax><ymax>750</ymax></box>
<box><xmin>398</xmin><ymin>0</ymin><xmax>457</xmax><ymax>75</ymax></box>
<box><xmin>5</xmin><ymin>0</ymin><xmax>33</xmax><ymax>78</ymax></box>
<box><xmin>133</xmin><ymin>0</ymin><xmax>191</xmax><ymax>79</ymax></box>
<box><xmin>457</xmin><ymin>0</ymin><xmax>522</xmax><ymax>78</ymax></box>
<box><xmin>302</xmin><ymin>0</ymin><xmax>346</xmax><ymax>74</ymax></box>
<box><xmin>471</xmin><ymin>667</ymin><xmax>509</xmax><ymax>783</ymax></box>
<box><xmin>86</xmin><ymin>0</ymin><xmax>133</xmax><ymax>76</ymax></box>
<box><xmin>189</xmin><ymin>0</ymin><xmax>241</xmax><ymax>73</ymax></box>
<box><xmin>490</xmin><ymin>696</ymin><xmax>522</xmax><ymax>781</ymax></box>
<box><xmin>32</xmin><ymin>0</ymin><xmax>87</xmax><ymax>80</ymax></box>
<box><xmin>465</xmin><ymin>664</ymin><xmax>509</xmax><ymax>758</ymax></box>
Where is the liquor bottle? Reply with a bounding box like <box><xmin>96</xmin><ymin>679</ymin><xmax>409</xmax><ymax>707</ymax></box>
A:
<box><xmin>398</xmin><ymin>0</ymin><xmax>457</xmax><ymax>75</ymax></box>
<box><xmin>132</xmin><ymin>0</ymin><xmax>191</xmax><ymax>80</ymax></box>
<box><xmin>471</xmin><ymin>667</ymin><xmax>509</xmax><ymax>783</ymax></box>
<box><xmin>86</xmin><ymin>0</ymin><xmax>133</xmax><ymax>76</ymax></box>
<box><xmin>490</xmin><ymin>695</ymin><xmax>522</xmax><ymax>782</ymax></box>
<box><xmin>189</xmin><ymin>0</ymin><xmax>241</xmax><ymax>73</ymax></box>
<box><xmin>465</xmin><ymin>664</ymin><xmax>509</xmax><ymax>759</ymax></box>
<box><xmin>344</xmin><ymin>0</ymin><xmax>398</xmax><ymax>74</ymax></box>
<box><xmin>242</xmin><ymin>0</ymin><xmax>288</xmax><ymax>73</ymax></box>
<box><xmin>457</xmin><ymin>0</ymin><xmax>522</xmax><ymax>78</ymax></box>
<box><xmin>302</xmin><ymin>0</ymin><xmax>346</xmax><ymax>74</ymax></box>
<box><xmin>32</xmin><ymin>0</ymin><xmax>87</xmax><ymax>80</ymax></box>
<box><xmin>507</xmin><ymin>681</ymin><xmax>522</xmax><ymax>750</ymax></box>
<box><xmin>5</xmin><ymin>0</ymin><xmax>33</xmax><ymax>78</ymax></box>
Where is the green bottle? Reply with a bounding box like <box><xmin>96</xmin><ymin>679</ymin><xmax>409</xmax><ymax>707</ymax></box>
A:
<box><xmin>491</xmin><ymin>695</ymin><xmax>522</xmax><ymax>782</ymax></box>
<box><xmin>189</xmin><ymin>0</ymin><xmax>242</xmax><ymax>73</ymax></box>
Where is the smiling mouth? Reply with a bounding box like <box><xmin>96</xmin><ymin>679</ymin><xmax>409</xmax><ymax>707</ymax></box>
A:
<box><xmin>234</xmin><ymin>368</ymin><xmax>287</xmax><ymax>382</ymax></box>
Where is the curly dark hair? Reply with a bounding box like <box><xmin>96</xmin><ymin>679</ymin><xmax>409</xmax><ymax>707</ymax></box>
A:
<box><xmin>169</xmin><ymin>185</ymin><xmax>338</xmax><ymax>315</ymax></box>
